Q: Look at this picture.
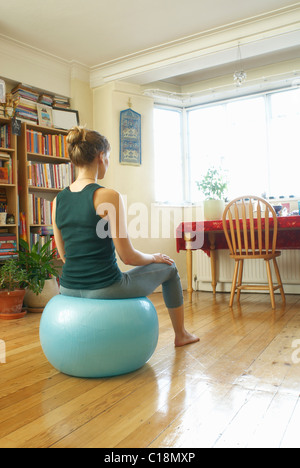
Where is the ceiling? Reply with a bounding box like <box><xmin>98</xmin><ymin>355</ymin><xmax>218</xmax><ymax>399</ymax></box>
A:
<box><xmin>0</xmin><ymin>0</ymin><xmax>300</xmax><ymax>86</ymax></box>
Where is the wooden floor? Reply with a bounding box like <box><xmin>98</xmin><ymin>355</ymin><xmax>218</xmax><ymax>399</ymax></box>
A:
<box><xmin>0</xmin><ymin>291</ymin><xmax>300</xmax><ymax>448</ymax></box>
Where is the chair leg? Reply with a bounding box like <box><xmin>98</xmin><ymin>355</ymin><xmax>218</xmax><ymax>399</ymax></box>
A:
<box><xmin>265</xmin><ymin>260</ymin><xmax>276</xmax><ymax>309</ymax></box>
<box><xmin>273</xmin><ymin>258</ymin><xmax>286</xmax><ymax>304</ymax></box>
<box><xmin>229</xmin><ymin>261</ymin><xmax>240</xmax><ymax>307</ymax></box>
<box><xmin>236</xmin><ymin>260</ymin><xmax>244</xmax><ymax>303</ymax></box>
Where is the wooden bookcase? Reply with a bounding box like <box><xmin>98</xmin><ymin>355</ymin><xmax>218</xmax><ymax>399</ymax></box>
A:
<box><xmin>17</xmin><ymin>122</ymin><xmax>74</xmax><ymax>248</ymax></box>
<box><xmin>0</xmin><ymin>117</ymin><xmax>19</xmax><ymax>245</ymax></box>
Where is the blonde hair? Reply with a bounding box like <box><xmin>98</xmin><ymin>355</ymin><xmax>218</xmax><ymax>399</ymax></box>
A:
<box><xmin>67</xmin><ymin>126</ymin><xmax>111</xmax><ymax>167</ymax></box>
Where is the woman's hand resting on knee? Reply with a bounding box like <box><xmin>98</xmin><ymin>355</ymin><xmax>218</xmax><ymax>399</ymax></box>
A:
<box><xmin>152</xmin><ymin>253</ymin><xmax>174</xmax><ymax>265</ymax></box>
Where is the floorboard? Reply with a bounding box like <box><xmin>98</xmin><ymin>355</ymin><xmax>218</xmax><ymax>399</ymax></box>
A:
<box><xmin>0</xmin><ymin>291</ymin><xmax>299</xmax><ymax>448</ymax></box>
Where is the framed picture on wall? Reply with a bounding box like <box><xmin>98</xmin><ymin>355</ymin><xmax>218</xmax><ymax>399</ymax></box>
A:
<box><xmin>52</xmin><ymin>108</ymin><xmax>80</xmax><ymax>130</ymax></box>
<box><xmin>0</xmin><ymin>80</ymin><xmax>6</xmax><ymax>103</ymax></box>
<box><xmin>120</xmin><ymin>108</ymin><xmax>141</xmax><ymax>166</ymax></box>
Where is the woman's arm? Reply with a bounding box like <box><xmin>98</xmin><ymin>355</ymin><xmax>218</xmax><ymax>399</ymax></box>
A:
<box><xmin>52</xmin><ymin>197</ymin><xmax>66</xmax><ymax>263</ymax></box>
<box><xmin>94</xmin><ymin>189</ymin><xmax>173</xmax><ymax>267</ymax></box>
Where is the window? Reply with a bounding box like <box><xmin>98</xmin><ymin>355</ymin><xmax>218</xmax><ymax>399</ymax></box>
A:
<box><xmin>154</xmin><ymin>87</ymin><xmax>300</xmax><ymax>203</ymax></box>
<box><xmin>153</xmin><ymin>107</ymin><xmax>183</xmax><ymax>203</ymax></box>
<box><xmin>188</xmin><ymin>96</ymin><xmax>268</xmax><ymax>200</ymax></box>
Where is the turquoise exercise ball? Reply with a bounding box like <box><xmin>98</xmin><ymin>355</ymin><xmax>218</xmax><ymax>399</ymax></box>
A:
<box><xmin>39</xmin><ymin>295</ymin><xmax>159</xmax><ymax>378</ymax></box>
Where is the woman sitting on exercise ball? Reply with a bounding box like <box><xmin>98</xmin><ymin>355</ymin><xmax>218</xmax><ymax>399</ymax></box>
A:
<box><xmin>52</xmin><ymin>127</ymin><xmax>199</xmax><ymax>348</ymax></box>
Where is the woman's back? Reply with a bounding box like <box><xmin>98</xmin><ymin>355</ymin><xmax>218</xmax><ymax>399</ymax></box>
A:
<box><xmin>56</xmin><ymin>183</ymin><xmax>122</xmax><ymax>290</ymax></box>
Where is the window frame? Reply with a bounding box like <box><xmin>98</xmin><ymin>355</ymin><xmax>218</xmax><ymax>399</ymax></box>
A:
<box><xmin>154</xmin><ymin>85</ymin><xmax>300</xmax><ymax>204</ymax></box>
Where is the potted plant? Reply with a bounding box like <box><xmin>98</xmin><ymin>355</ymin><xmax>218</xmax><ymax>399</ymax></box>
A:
<box><xmin>0</xmin><ymin>258</ymin><xmax>29</xmax><ymax>320</ymax></box>
<box><xmin>196</xmin><ymin>167</ymin><xmax>228</xmax><ymax>220</ymax></box>
<box><xmin>18</xmin><ymin>239</ymin><xmax>59</xmax><ymax>313</ymax></box>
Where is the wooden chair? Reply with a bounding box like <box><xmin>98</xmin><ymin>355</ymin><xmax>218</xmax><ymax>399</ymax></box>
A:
<box><xmin>222</xmin><ymin>195</ymin><xmax>285</xmax><ymax>309</ymax></box>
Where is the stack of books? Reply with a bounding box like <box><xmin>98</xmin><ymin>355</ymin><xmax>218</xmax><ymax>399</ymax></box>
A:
<box><xmin>0</xmin><ymin>152</ymin><xmax>12</xmax><ymax>184</ymax></box>
<box><xmin>39</xmin><ymin>94</ymin><xmax>53</xmax><ymax>107</ymax></box>
<box><xmin>53</xmin><ymin>95</ymin><xmax>70</xmax><ymax>109</ymax></box>
<box><xmin>0</xmin><ymin>124</ymin><xmax>11</xmax><ymax>148</ymax></box>
<box><xmin>0</xmin><ymin>233</ymin><xmax>18</xmax><ymax>260</ymax></box>
<box><xmin>11</xmin><ymin>84</ymin><xmax>38</xmax><ymax>124</ymax></box>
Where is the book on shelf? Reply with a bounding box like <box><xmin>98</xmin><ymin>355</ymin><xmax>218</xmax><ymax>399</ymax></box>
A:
<box><xmin>26</xmin><ymin>128</ymin><xmax>68</xmax><ymax>158</ymax></box>
<box><xmin>19</xmin><ymin>212</ymin><xmax>28</xmax><ymax>242</ymax></box>
<box><xmin>0</xmin><ymin>153</ymin><xmax>12</xmax><ymax>184</ymax></box>
<box><xmin>0</xmin><ymin>167</ymin><xmax>9</xmax><ymax>184</ymax></box>
<box><xmin>27</xmin><ymin>161</ymin><xmax>75</xmax><ymax>189</ymax></box>
<box><xmin>53</xmin><ymin>95</ymin><xmax>70</xmax><ymax>109</ymax></box>
<box><xmin>39</xmin><ymin>94</ymin><xmax>54</xmax><ymax>106</ymax></box>
<box><xmin>0</xmin><ymin>123</ymin><xmax>11</xmax><ymax>148</ymax></box>
<box><xmin>0</xmin><ymin>233</ymin><xmax>17</xmax><ymax>258</ymax></box>
<box><xmin>28</xmin><ymin>195</ymin><xmax>54</xmax><ymax>225</ymax></box>
<box><xmin>0</xmin><ymin>253</ymin><xmax>18</xmax><ymax>261</ymax></box>
<box><xmin>0</xmin><ymin>188</ymin><xmax>7</xmax><ymax>210</ymax></box>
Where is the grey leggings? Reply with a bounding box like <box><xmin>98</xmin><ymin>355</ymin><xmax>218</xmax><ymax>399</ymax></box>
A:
<box><xmin>60</xmin><ymin>262</ymin><xmax>184</xmax><ymax>309</ymax></box>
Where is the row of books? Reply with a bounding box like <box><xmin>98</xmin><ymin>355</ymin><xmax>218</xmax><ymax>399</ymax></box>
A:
<box><xmin>0</xmin><ymin>153</ymin><xmax>13</xmax><ymax>184</ymax></box>
<box><xmin>26</xmin><ymin>129</ymin><xmax>69</xmax><ymax>158</ymax></box>
<box><xmin>28</xmin><ymin>161</ymin><xmax>75</xmax><ymax>189</ymax></box>
<box><xmin>30</xmin><ymin>234</ymin><xmax>58</xmax><ymax>256</ymax></box>
<box><xmin>0</xmin><ymin>124</ymin><xmax>12</xmax><ymax>149</ymax></box>
<box><xmin>28</xmin><ymin>194</ymin><xmax>53</xmax><ymax>225</ymax></box>
<box><xmin>12</xmin><ymin>83</ymin><xmax>70</xmax><ymax>109</ymax></box>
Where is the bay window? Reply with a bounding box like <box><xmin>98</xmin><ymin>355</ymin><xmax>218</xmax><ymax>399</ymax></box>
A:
<box><xmin>153</xmin><ymin>87</ymin><xmax>300</xmax><ymax>204</ymax></box>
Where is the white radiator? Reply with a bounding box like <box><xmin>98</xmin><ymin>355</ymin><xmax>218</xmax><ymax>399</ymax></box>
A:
<box><xmin>194</xmin><ymin>249</ymin><xmax>300</xmax><ymax>294</ymax></box>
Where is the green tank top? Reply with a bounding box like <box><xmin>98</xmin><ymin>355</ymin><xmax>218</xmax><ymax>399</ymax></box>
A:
<box><xmin>56</xmin><ymin>183</ymin><xmax>122</xmax><ymax>290</ymax></box>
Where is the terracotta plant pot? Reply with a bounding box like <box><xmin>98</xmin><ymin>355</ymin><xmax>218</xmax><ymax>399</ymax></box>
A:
<box><xmin>0</xmin><ymin>289</ymin><xmax>26</xmax><ymax>320</ymax></box>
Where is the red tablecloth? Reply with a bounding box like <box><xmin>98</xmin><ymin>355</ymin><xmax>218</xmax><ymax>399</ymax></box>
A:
<box><xmin>176</xmin><ymin>216</ymin><xmax>300</xmax><ymax>256</ymax></box>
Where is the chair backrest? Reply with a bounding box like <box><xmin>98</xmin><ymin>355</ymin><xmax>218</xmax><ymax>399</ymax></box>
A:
<box><xmin>222</xmin><ymin>195</ymin><xmax>278</xmax><ymax>256</ymax></box>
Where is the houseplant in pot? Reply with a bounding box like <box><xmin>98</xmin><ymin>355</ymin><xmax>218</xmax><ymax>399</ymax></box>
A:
<box><xmin>0</xmin><ymin>258</ymin><xmax>29</xmax><ymax>320</ymax></box>
<box><xmin>18</xmin><ymin>239</ymin><xmax>59</xmax><ymax>313</ymax></box>
<box><xmin>196</xmin><ymin>167</ymin><xmax>228</xmax><ymax>221</ymax></box>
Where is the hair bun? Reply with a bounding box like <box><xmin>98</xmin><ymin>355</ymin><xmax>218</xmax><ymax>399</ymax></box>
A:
<box><xmin>67</xmin><ymin>126</ymin><xmax>86</xmax><ymax>145</ymax></box>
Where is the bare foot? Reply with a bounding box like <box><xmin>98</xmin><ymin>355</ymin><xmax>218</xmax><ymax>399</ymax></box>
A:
<box><xmin>175</xmin><ymin>330</ymin><xmax>200</xmax><ymax>347</ymax></box>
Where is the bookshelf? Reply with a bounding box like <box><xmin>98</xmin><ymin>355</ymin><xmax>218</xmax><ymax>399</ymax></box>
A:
<box><xmin>0</xmin><ymin>117</ymin><xmax>19</xmax><ymax>258</ymax></box>
<box><xmin>18</xmin><ymin>122</ymin><xmax>75</xmax><ymax>248</ymax></box>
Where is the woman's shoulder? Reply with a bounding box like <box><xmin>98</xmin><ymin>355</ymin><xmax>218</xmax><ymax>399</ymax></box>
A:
<box><xmin>94</xmin><ymin>187</ymin><xmax>122</xmax><ymax>207</ymax></box>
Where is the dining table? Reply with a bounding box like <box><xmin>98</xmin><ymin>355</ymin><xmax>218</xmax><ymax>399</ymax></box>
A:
<box><xmin>176</xmin><ymin>216</ymin><xmax>300</xmax><ymax>301</ymax></box>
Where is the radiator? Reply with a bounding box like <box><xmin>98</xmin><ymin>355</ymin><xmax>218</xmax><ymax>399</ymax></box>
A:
<box><xmin>194</xmin><ymin>249</ymin><xmax>300</xmax><ymax>294</ymax></box>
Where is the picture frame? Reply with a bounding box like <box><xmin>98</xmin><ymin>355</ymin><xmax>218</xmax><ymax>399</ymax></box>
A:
<box><xmin>0</xmin><ymin>80</ymin><xmax>5</xmax><ymax>104</ymax></box>
<box><xmin>52</xmin><ymin>107</ymin><xmax>79</xmax><ymax>130</ymax></box>
<box><xmin>37</xmin><ymin>103</ymin><xmax>53</xmax><ymax>127</ymax></box>
<box><xmin>119</xmin><ymin>108</ymin><xmax>141</xmax><ymax>166</ymax></box>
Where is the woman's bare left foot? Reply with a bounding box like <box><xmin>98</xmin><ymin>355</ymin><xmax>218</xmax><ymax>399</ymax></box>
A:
<box><xmin>175</xmin><ymin>331</ymin><xmax>200</xmax><ymax>347</ymax></box>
